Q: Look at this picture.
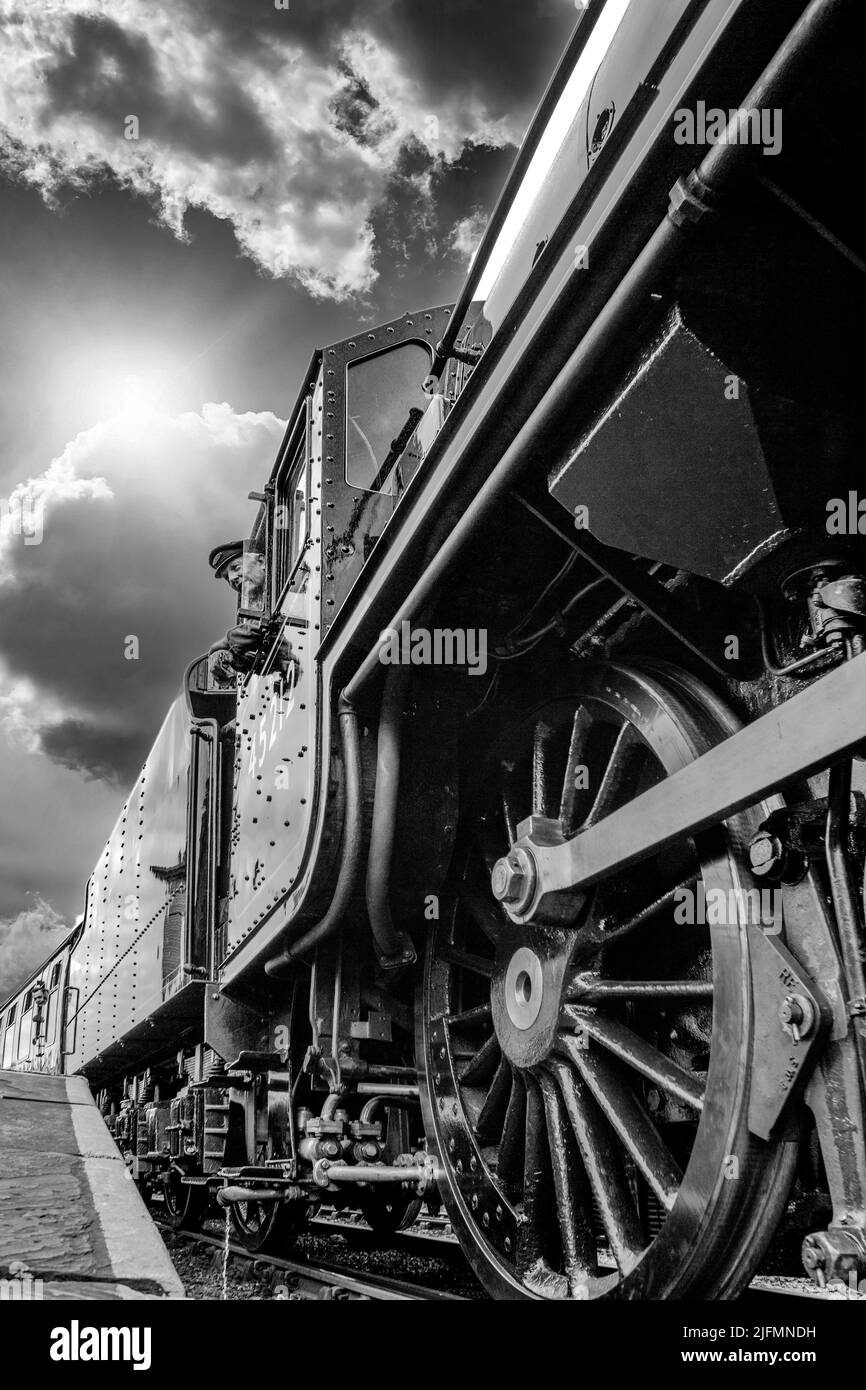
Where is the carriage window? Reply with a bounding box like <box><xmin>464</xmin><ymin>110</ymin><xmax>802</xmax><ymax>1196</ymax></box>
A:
<box><xmin>49</xmin><ymin>961</ymin><xmax>62</xmax><ymax>989</ymax></box>
<box><xmin>1</xmin><ymin>1004</ymin><xmax>15</xmax><ymax>1067</ymax></box>
<box><xmin>346</xmin><ymin>343</ymin><xmax>433</xmax><ymax>493</ymax></box>
<box><xmin>17</xmin><ymin>996</ymin><xmax>32</xmax><ymax>1062</ymax></box>
<box><xmin>45</xmin><ymin>990</ymin><xmax>58</xmax><ymax>1046</ymax></box>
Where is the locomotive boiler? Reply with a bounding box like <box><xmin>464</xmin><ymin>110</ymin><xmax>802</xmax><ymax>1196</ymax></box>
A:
<box><xmin>2</xmin><ymin>0</ymin><xmax>864</xmax><ymax>1300</ymax></box>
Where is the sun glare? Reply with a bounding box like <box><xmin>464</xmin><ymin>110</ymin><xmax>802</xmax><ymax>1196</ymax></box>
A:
<box><xmin>115</xmin><ymin>373</ymin><xmax>162</xmax><ymax>425</ymax></box>
<box><xmin>72</xmin><ymin>369</ymin><xmax>169</xmax><ymax>429</ymax></box>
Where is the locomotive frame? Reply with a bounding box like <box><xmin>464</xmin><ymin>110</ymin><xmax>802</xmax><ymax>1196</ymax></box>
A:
<box><xmin>2</xmin><ymin>0</ymin><xmax>865</xmax><ymax>1299</ymax></box>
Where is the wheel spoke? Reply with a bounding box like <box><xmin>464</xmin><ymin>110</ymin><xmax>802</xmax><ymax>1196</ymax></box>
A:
<box><xmin>444</xmin><ymin>1002</ymin><xmax>491</xmax><ymax>1028</ymax></box>
<box><xmin>475</xmin><ymin>1057</ymin><xmax>513</xmax><ymax>1144</ymax></box>
<box><xmin>500</xmin><ymin>778</ymin><xmax>518</xmax><ymax>845</ymax></box>
<box><xmin>438</xmin><ymin>946</ymin><xmax>493</xmax><ymax>977</ymax></box>
<box><xmin>547</xmin><ymin>1057</ymin><xmax>646</xmax><ymax>1273</ymax></box>
<box><xmin>495</xmin><ymin>1070</ymin><xmax>526</xmax><ymax>1198</ymax></box>
<box><xmin>538</xmin><ymin>1069</ymin><xmax>597</xmax><ymax>1294</ymax></box>
<box><xmin>569</xmin><ymin>978</ymin><xmax>714</xmax><ymax>1002</ymax></box>
<box><xmin>564</xmin><ymin>1008</ymin><xmax>705</xmax><ymax>1111</ymax></box>
<box><xmin>558</xmin><ymin>705</ymin><xmax>593</xmax><ymax>831</ymax></box>
<box><xmin>532</xmin><ymin>718</ymin><xmax>561</xmax><ymax>818</ymax></box>
<box><xmin>460</xmin><ymin>883</ymin><xmax>506</xmax><ymax>944</ymax></box>
<box><xmin>559</xmin><ymin>1035</ymin><xmax>681</xmax><ymax>1209</ymax></box>
<box><xmin>459</xmin><ymin>1030</ymin><xmax>501</xmax><ymax>1087</ymax></box>
<box><xmin>517</xmin><ymin>1077</ymin><xmax>560</xmax><ymax>1285</ymax></box>
<box><xmin>578</xmin><ymin>875</ymin><xmax>698</xmax><ymax>952</ymax></box>
<box><xmin>585</xmin><ymin>722</ymin><xmax>643</xmax><ymax>827</ymax></box>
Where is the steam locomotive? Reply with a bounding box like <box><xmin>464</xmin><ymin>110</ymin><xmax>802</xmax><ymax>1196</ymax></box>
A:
<box><xmin>2</xmin><ymin>0</ymin><xmax>864</xmax><ymax>1300</ymax></box>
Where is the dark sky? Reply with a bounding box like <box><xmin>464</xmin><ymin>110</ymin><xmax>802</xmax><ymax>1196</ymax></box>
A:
<box><xmin>0</xmin><ymin>0</ymin><xmax>576</xmax><ymax>995</ymax></box>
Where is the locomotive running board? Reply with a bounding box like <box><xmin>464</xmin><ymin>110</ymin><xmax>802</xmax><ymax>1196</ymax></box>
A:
<box><xmin>514</xmin><ymin>650</ymin><xmax>866</xmax><ymax>912</ymax></box>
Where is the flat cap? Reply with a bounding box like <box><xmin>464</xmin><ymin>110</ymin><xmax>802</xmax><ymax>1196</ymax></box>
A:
<box><xmin>208</xmin><ymin>540</ymin><xmax>246</xmax><ymax>579</ymax></box>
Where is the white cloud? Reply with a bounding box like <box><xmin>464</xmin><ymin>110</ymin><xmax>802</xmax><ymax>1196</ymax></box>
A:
<box><xmin>0</xmin><ymin>0</ymin><xmax>521</xmax><ymax>299</ymax></box>
<box><xmin>0</xmin><ymin>455</ymin><xmax>112</xmax><ymax>582</ymax></box>
<box><xmin>0</xmin><ymin>897</ymin><xmax>68</xmax><ymax>1002</ymax></box>
<box><xmin>448</xmin><ymin>209</ymin><xmax>488</xmax><ymax>265</ymax></box>
<box><xmin>0</xmin><ymin>402</ymin><xmax>286</xmax><ymax>781</ymax></box>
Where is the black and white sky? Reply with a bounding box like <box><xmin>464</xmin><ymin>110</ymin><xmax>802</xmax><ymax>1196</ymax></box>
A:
<box><xmin>0</xmin><ymin>0</ymin><xmax>577</xmax><ymax>994</ymax></box>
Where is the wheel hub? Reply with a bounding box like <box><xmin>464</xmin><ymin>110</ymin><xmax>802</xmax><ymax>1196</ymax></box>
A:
<box><xmin>492</xmin><ymin>929</ymin><xmax>575</xmax><ymax>1068</ymax></box>
<box><xmin>503</xmin><ymin>947</ymin><xmax>544</xmax><ymax>1029</ymax></box>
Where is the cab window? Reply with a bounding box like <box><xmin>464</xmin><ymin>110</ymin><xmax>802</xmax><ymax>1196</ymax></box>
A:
<box><xmin>273</xmin><ymin>426</ymin><xmax>309</xmax><ymax>598</ymax></box>
<box><xmin>346</xmin><ymin>343</ymin><xmax>432</xmax><ymax>493</ymax></box>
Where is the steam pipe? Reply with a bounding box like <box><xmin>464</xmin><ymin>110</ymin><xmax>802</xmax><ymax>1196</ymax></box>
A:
<box><xmin>217</xmin><ymin>1186</ymin><xmax>294</xmax><ymax>1205</ymax></box>
<box><xmin>365</xmin><ymin>666</ymin><xmax>416</xmax><ymax>968</ymax></box>
<box><xmin>360</xmin><ymin>1092</ymin><xmax>421</xmax><ymax>1123</ymax></box>
<box><xmin>265</xmin><ymin>695</ymin><xmax>363</xmax><ymax>975</ymax></box>
<box><xmin>343</xmin><ymin>0</ymin><xmax>845</xmax><ymax>709</ymax></box>
<box><xmin>356</xmin><ymin>1083</ymin><xmax>420</xmax><ymax>1098</ymax></box>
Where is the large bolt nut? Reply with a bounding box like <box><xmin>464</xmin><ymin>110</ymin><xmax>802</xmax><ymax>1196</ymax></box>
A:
<box><xmin>802</xmin><ymin>1228</ymin><xmax>866</xmax><ymax>1287</ymax></box>
<box><xmin>748</xmin><ymin>830</ymin><xmax>783</xmax><ymax>878</ymax></box>
<box><xmin>491</xmin><ymin>855</ymin><xmax>527</xmax><ymax>904</ymax></box>
<box><xmin>778</xmin><ymin>993</ymin><xmax>815</xmax><ymax>1044</ymax></box>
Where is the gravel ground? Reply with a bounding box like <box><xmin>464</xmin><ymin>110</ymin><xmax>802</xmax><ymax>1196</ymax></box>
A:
<box><xmin>161</xmin><ymin>1216</ymin><xmax>486</xmax><ymax>1301</ymax></box>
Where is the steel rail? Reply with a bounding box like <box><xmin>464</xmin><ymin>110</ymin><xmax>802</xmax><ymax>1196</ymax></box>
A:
<box><xmin>156</xmin><ymin>1222</ymin><xmax>467</xmax><ymax>1301</ymax></box>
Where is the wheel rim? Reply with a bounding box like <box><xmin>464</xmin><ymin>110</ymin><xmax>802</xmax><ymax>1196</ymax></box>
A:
<box><xmin>163</xmin><ymin>1173</ymin><xmax>183</xmax><ymax>1218</ymax></box>
<box><xmin>229</xmin><ymin>1194</ymin><xmax>308</xmax><ymax>1253</ymax></box>
<box><xmin>420</xmin><ymin>661</ymin><xmax>797</xmax><ymax>1300</ymax></box>
<box><xmin>231</xmin><ymin>1200</ymin><xmax>274</xmax><ymax>1241</ymax></box>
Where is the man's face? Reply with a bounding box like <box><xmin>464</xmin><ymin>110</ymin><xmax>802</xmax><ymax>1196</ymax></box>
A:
<box><xmin>224</xmin><ymin>556</ymin><xmax>245</xmax><ymax>592</ymax></box>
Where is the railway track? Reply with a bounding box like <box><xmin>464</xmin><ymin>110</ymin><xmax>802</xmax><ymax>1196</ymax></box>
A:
<box><xmin>309</xmin><ymin>1206</ymin><xmax>460</xmax><ymax>1255</ymax></box>
<box><xmin>156</xmin><ymin>1221</ymin><xmax>470</xmax><ymax>1301</ymax></box>
<box><xmin>157</xmin><ymin>1215</ymin><xmax>864</xmax><ymax>1304</ymax></box>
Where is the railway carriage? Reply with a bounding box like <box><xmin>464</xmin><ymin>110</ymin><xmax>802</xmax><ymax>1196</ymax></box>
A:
<box><xmin>2</xmin><ymin>0</ymin><xmax>865</xmax><ymax>1299</ymax></box>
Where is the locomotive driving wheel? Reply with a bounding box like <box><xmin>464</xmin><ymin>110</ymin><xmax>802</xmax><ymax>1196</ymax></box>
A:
<box><xmin>162</xmin><ymin>1172</ymin><xmax>209</xmax><ymax>1232</ymax></box>
<box><xmin>420</xmin><ymin>661</ymin><xmax>799</xmax><ymax>1300</ymax></box>
<box><xmin>229</xmin><ymin>1196</ymin><xmax>308</xmax><ymax>1254</ymax></box>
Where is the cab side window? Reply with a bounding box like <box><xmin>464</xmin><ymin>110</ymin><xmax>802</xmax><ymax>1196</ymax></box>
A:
<box><xmin>273</xmin><ymin>425</ymin><xmax>310</xmax><ymax>602</ymax></box>
<box><xmin>346</xmin><ymin>343</ymin><xmax>433</xmax><ymax>494</ymax></box>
